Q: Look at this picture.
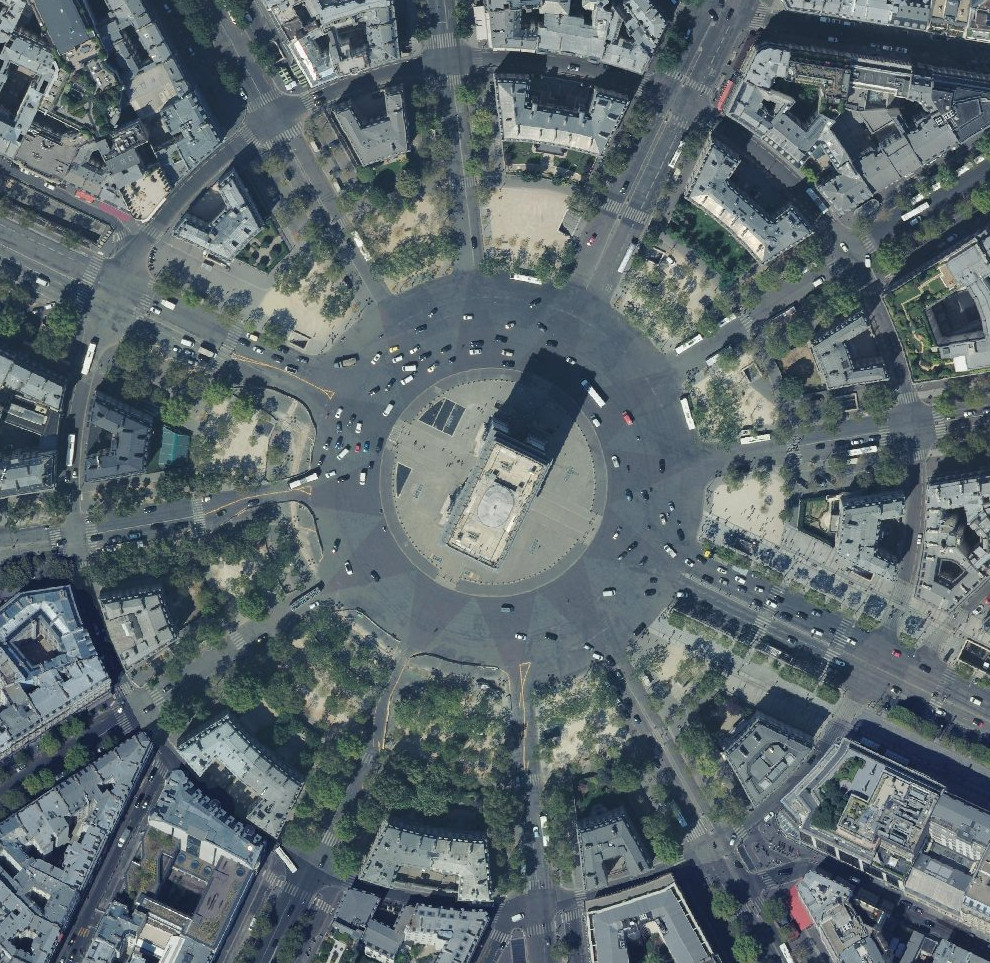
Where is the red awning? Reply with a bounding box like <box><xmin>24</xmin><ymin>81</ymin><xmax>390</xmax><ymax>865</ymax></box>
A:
<box><xmin>789</xmin><ymin>885</ymin><xmax>814</xmax><ymax>932</ymax></box>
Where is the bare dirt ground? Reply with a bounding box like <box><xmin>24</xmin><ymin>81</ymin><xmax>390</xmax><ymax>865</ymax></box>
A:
<box><xmin>709</xmin><ymin>472</ymin><xmax>789</xmax><ymax>544</ymax></box>
<box><xmin>487</xmin><ymin>182</ymin><xmax>570</xmax><ymax>253</ymax></box>
<box><xmin>692</xmin><ymin>360</ymin><xmax>776</xmax><ymax>430</ymax></box>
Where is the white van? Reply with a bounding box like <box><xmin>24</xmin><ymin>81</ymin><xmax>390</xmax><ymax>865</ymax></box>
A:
<box><xmin>382</xmin><ymin>401</ymin><xmax>395</xmax><ymax>416</ymax></box>
<box><xmin>359</xmin><ymin>469</ymin><xmax>367</xmax><ymax>486</ymax></box>
<box><xmin>400</xmin><ymin>374</ymin><xmax>414</xmax><ymax>385</ymax></box>
<box><xmin>401</xmin><ymin>363</ymin><xmax>418</xmax><ymax>373</ymax></box>
<box><xmin>602</xmin><ymin>587</ymin><xmax>617</xmax><ymax>597</ymax></box>
<box><xmin>336</xmin><ymin>447</ymin><xmax>350</xmax><ymax>461</ymax></box>
<box><xmin>180</xmin><ymin>335</ymin><xmax>195</xmax><ymax>348</ymax></box>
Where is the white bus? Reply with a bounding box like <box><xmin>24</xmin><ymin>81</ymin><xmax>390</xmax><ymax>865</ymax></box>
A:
<box><xmin>901</xmin><ymin>200</ymin><xmax>930</xmax><ymax>222</ymax></box>
<box><xmin>539</xmin><ymin>814</ymin><xmax>549</xmax><ymax>848</ymax></box>
<box><xmin>65</xmin><ymin>432</ymin><xmax>76</xmax><ymax>473</ymax></box>
<box><xmin>848</xmin><ymin>444</ymin><xmax>879</xmax><ymax>458</ymax></box>
<box><xmin>674</xmin><ymin>333</ymin><xmax>703</xmax><ymax>355</ymax></box>
<box><xmin>680</xmin><ymin>395</ymin><xmax>696</xmax><ymax>431</ymax></box>
<box><xmin>617</xmin><ymin>240</ymin><xmax>639</xmax><ymax>275</ymax></box>
<box><xmin>274</xmin><ymin>846</ymin><xmax>298</xmax><ymax>873</ymax></box>
<box><xmin>288</xmin><ymin>469</ymin><xmax>320</xmax><ymax>489</ymax></box>
<box><xmin>81</xmin><ymin>338</ymin><xmax>97</xmax><ymax>376</ymax></box>
<box><xmin>580</xmin><ymin>379</ymin><xmax>607</xmax><ymax>408</ymax></box>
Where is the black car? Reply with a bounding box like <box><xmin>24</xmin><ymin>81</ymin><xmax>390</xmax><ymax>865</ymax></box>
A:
<box><xmin>546</xmin><ymin>339</ymin><xmax>558</xmax><ymax>347</ymax></box>
<box><xmin>415</xmin><ymin>323</ymin><xmax>428</xmax><ymax>333</ymax></box>
<box><xmin>708</xmin><ymin>7</ymin><xmax>718</xmax><ymax>18</ymax></box>
<box><xmin>726</xmin><ymin>6</ymin><xmax>734</xmax><ymax>16</ymax></box>
<box><xmin>144</xmin><ymin>505</ymin><xmax>157</xmax><ymax>513</ymax></box>
<box><xmin>271</xmin><ymin>353</ymin><xmax>284</xmax><ymax>363</ymax></box>
<box><xmin>645</xmin><ymin>588</ymin><xmax>657</xmax><ymax>596</ymax></box>
<box><xmin>545</xmin><ymin>632</ymin><xmax>558</xmax><ymax>641</ymax></box>
<box><xmin>620</xmin><ymin>180</ymin><xmax>629</xmax><ymax>194</ymax></box>
<box><xmin>502</xmin><ymin>359</ymin><xmax>515</xmax><ymax>368</ymax></box>
<box><xmin>919</xmin><ymin>663</ymin><xmax>932</xmax><ymax>673</ymax></box>
<box><xmin>471</xmin><ymin>236</ymin><xmax>478</xmax><ymax>248</ymax></box>
<box><xmin>658</xmin><ymin>458</ymin><xmax>665</xmax><ymax>473</ymax></box>
<box><xmin>530</xmin><ymin>298</ymin><xmax>541</xmax><ymax>308</ymax></box>
<box><xmin>376</xmin><ymin>437</ymin><xmax>384</xmax><ymax>453</ymax></box>
<box><xmin>370</xmin><ymin>570</ymin><xmax>381</xmax><ymax>582</ymax></box>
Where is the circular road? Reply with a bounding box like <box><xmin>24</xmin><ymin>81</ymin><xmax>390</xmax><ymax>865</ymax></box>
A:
<box><xmin>307</xmin><ymin>274</ymin><xmax>722</xmax><ymax>677</ymax></box>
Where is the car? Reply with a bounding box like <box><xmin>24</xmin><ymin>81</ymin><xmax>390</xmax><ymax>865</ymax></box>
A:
<box><xmin>811</xmin><ymin>608</ymin><xmax>823</xmax><ymax>617</ymax></box>
<box><xmin>891</xmin><ymin>648</ymin><xmax>902</xmax><ymax>657</ymax></box>
<box><xmin>545</xmin><ymin>632</ymin><xmax>558</xmax><ymax>641</ymax></box>
<box><xmin>363</xmin><ymin>440</ymin><xmax>371</xmax><ymax>452</ymax></box>
<box><xmin>469</xmin><ymin>348</ymin><xmax>482</xmax><ymax>356</ymax></box>
<box><xmin>645</xmin><ymin>588</ymin><xmax>657</xmax><ymax>596</ymax></box>
<box><xmin>584</xmin><ymin>642</ymin><xmax>593</xmax><ymax>650</ymax></box>
<box><xmin>917</xmin><ymin>532</ymin><xmax>923</xmax><ymax>545</ymax></box>
<box><xmin>975</xmin><ymin>719</ymin><xmax>985</xmax><ymax>728</ymax></box>
<box><xmin>332</xmin><ymin>539</ymin><xmax>340</xmax><ymax>553</ymax></box>
<box><xmin>864</xmin><ymin>254</ymin><xmax>872</xmax><ymax>269</ymax></box>
<box><xmin>729</xmin><ymin>834</ymin><xmax>737</xmax><ymax>847</ymax></box>
<box><xmin>611</xmin><ymin>455</ymin><xmax>620</xmax><ymax>468</ymax></box>
<box><xmin>664</xmin><ymin>544</ymin><xmax>677</xmax><ymax>558</ymax></box>
<box><xmin>504</xmin><ymin>320</ymin><xmax>516</xmax><ymax>329</ymax></box>
<box><xmin>502</xmin><ymin>359</ymin><xmax>516</xmax><ymax>369</ymax></box>
<box><xmin>355</xmin><ymin>420</ymin><xmax>363</xmax><ymax>433</ymax></box>
<box><xmin>368</xmin><ymin>385</ymin><xmax>379</xmax><ymax>395</ymax></box>
<box><xmin>833</xmin><ymin>659</ymin><xmax>847</xmax><ymax>667</ymax></box>
<box><xmin>252</xmin><ymin>345</ymin><xmax>265</xmax><ymax>354</ymax></box>
<box><xmin>530</xmin><ymin>298</ymin><xmax>541</xmax><ymax>308</ymax></box>
<box><xmin>385</xmin><ymin>378</ymin><xmax>396</xmax><ymax>391</ymax></box>
<box><xmin>370</xmin><ymin>570</ymin><xmax>381</xmax><ymax>582</ymax></box>
<box><xmin>440</xmin><ymin>344</ymin><xmax>452</xmax><ymax>354</ymax></box>
<box><xmin>625</xmin><ymin>489</ymin><xmax>633</xmax><ymax>502</ymax></box>
<box><xmin>685</xmin><ymin>558</ymin><xmax>695</xmax><ymax>568</ymax></box>
<box><xmin>533</xmin><ymin>825</ymin><xmax>541</xmax><ymax>839</ymax></box>
<box><xmin>709</xmin><ymin>6</ymin><xmax>718</xmax><ymax>17</ymax></box>
<box><xmin>591</xmin><ymin>413</ymin><xmax>601</xmax><ymax>427</ymax></box>
<box><xmin>415</xmin><ymin>323</ymin><xmax>428</xmax><ymax>333</ymax></box>
<box><xmin>501</xmin><ymin>603</ymin><xmax>515</xmax><ymax>613</ymax></box>
<box><xmin>334</xmin><ymin>407</ymin><xmax>344</xmax><ymax>418</ymax></box>
<box><xmin>668</xmin><ymin>501</ymin><xmax>675</xmax><ymax>511</ymax></box>
<box><xmin>371</xmin><ymin>351</ymin><xmax>382</xmax><ymax>364</ymax></box>
<box><xmin>463</xmin><ymin>313</ymin><xmax>474</xmax><ymax>320</ymax></box>
<box><xmin>810</xmin><ymin>627</ymin><xmax>824</xmax><ymax>637</ymax></box>
<box><xmin>537</xmin><ymin>322</ymin><xmax>547</xmax><ymax>331</ymax></box>
<box><xmin>812</xmin><ymin>275</ymin><xmax>826</xmax><ymax>287</ymax></box>
<box><xmin>612</xmin><ymin>527</ymin><xmax>622</xmax><ymax>539</ymax></box>
<box><xmin>919</xmin><ymin>663</ymin><xmax>932</xmax><ymax>673</ymax></box>
<box><xmin>408</xmin><ymin>344</ymin><xmax>421</xmax><ymax>355</ymax></box>
<box><xmin>144</xmin><ymin>505</ymin><xmax>157</xmax><ymax>514</ymax></box>
<box><xmin>344</xmin><ymin>560</ymin><xmax>353</xmax><ymax>575</ymax></box>
<box><xmin>763</xmin><ymin>811</ymin><xmax>775</xmax><ymax>823</ymax></box>
<box><xmin>376</xmin><ymin>437</ymin><xmax>384</xmax><ymax>453</ymax></box>
<box><xmin>324</xmin><ymin>471</ymin><xmax>336</xmax><ymax>479</ymax></box>
<box><xmin>975</xmin><ymin>604</ymin><xmax>986</xmax><ymax>616</ymax></box>
<box><xmin>427</xmin><ymin>362</ymin><xmax>438</xmax><ymax>373</ymax></box>
<box><xmin>890</xmin><ymin>684</ymin><xmax>902</xmax><ymax>695</ymax></box>
<box><xmin>621</xmin><ymin>409</ymin><xmax>635</xmax><ymax>426</ymax></box>
<box><xmin>392</xmin><ymin>352</ymin><xmax>405</xmax><ymax>364</ymax></box>
<box><xmin>726</xmin><ymin>6</ymin><xmax>733</xmax><ymax>16</ymax></box>
<box><xmin>495</xmin><ymin>334</ymin><xmax>508</xmax><ymax>343</ymax></box>
<box><xmin>565</xmin><ymin>356</ymin><xmax>577</xmax><ymax>365</ymax></box>
<box><xmin>471</xmin><ymin>236</ymin><xmax>478</xmax><ymax>249</ymax></box>
<box><xmin>972</xmin><ymin>695</ymin><xmax>984</xmax><ymax>706</ymax></box>
<box><xmin>620</xmin><ymin>180</ymin><xmax>629</xmax><ymax>194</ymax></box>
<box><xmin>659</xmin><ymin>513</ymin><xmax>668</xmax><ymax>525</ymax></box>
<box><xmin>515</xmin><ymin>631</ymin><xmax>528</xmax><ymax>640</ymax></box>
<box><xmin>587</xmin><ymin>233</ymin><xmax>598</xmax><ymax>246</ymax></box>
<box><xmin>602</xmin><ymin>587</ymin><xmax>617</xmax><ymax>597</ymax></box>
<box><xmin>592</xmin><ymin>650</ymin><xmax>604</xmax><ymax>660</ymax></box>
<box><xmin>839</xmin><ymin>241</ymin><xmax>849</xmax><ymax>253</ymax></box>
<box><xmin>388</xmin><ymin>345</ymin><xmax>400</xmax><ymax>355</ymax></box>
<box><xmin>546</xmin><ymin>339</ymin><xmax>558</xmax><ymax>347</ymax></box>
<box><xmin>353</xmin><ymin>443</ymin><xmax>361</xmax><ymax>453</ymax></box>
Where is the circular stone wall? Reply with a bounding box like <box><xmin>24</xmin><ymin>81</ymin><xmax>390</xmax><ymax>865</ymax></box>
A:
<box><xmin>379</xmin><ymin>370</ymin><xmax>606</xmax><ymax>596</ymax></box>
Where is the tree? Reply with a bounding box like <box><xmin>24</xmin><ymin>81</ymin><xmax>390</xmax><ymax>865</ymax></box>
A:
<box><xmin>973</xmin><ymin>183</ymin><xmax>990</xmax><ymax>215</ymax></box>
<box><xmin>819</xmin><ymin>394</ymin><xmax>845</xmax><ymax>433</ymax></box>
<box><xmin>237</xmin><ymin>589</ymin><xmax>271</xmax><ymax>621</ymax></box>
<box><xmin>215</xmin><ymin>51</ymin><xmax>245</xmax><ymax>94</ymax></box>
<box><xmin>63</xmin><ymin>743</ymin><xmax>92</xmax><ymax>772</ymax></box>
<box><xmin>859</xmin><ymin>383</ymin><xmax>898</xmax><ymax>425</ymax></box>
<box><xmin>710</xmin><ymin>884</ymin><xmax>741</xmax><ymax>921</ymax></box>
<box><xmin>38</xmin><ymin>732</ymin><xmax>60</xmax><ymax>757</ymax></box>
<box><xmin>725</xmin><ymin>455</ymin><xmax>751</xmax><ymax>491</ymax></box>
<box><xmin>395</xmin><ymin>167</ymin><xmax>421</xmax><ymax>200</ymax></box>
<box><xmin>732</xmin><ymin>935</ymin><xmax>760</xmax><ymax>963</ymax></box>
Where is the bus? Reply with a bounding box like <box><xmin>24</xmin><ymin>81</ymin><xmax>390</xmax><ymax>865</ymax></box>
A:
<box><xmin>65</xmin><ymin>432</ymin><xmax>76</xmax><ymax>475</ymax></box>
<box><xmin>901</xmin><ymin>200</ymin><xmax>930</xmax><ymax>222</ymax></box>
<box><xmin>669</xmin><ymin>140</ymin><xmax>684</xmax><ymax>176</ymax></box>
<box><xmin>288</xmin><ymin>469</ymin><xmax>320</xmax><ymax>489</ymax></box>
<box><xmin>539</xmin><ymin>814</ymin><xmax>549</xmax><ymax>848</ymax></box>
<box><xmin>847</xmin><ymin>444</ymin><xmax>879</xmax><ymax>458</ymax></box>
<box><xmin>274</xmin><ymin>846</ymin><xmax>298</xmax><ymax>874</ymax></box>
<box><xmin>580</xmin><ymin>379</ymin><xmax>607</xmax><ymax>408</ymax></box>
<box><xmin>680</xmin><ymin>396</ymin><xmax>696</xmax><ymax>431</ymax></box>
<box><xmin>674</xmin><ymin>333</ymin><xmax>703</xmax><ymax>355</ymax></box>
<box><xmin>617</xmin><ymin>239</ymin><xmax>639</xmax><ymax>275</ymax></box>
<box><xmin>290</xmin><ymin>583</ymin><xmax>323</xmax><ymax>611</ymax></box>
<box><xmin>81</xmin><ymin>338</ymin><xmax>97</xmax><ymax>376</ymax></box>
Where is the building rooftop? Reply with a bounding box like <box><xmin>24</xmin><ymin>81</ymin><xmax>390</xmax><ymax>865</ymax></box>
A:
<box><xmin>332</xmin><ymin>86</ymin><xmax>408</xmax><ymax>168</ymax></box>
<box><xmin>177</xmin><ymin>715</ymin><xmax>303</xmax><ymax>837</ymax></box>
<box><xmin>82</xmin><ymin>393</ymin><xmax>152</xmax><ymax>483</ymax></box>
<box><xmin>0</xmin><ymin>586</ymin><xmax>111</xmax><ymax>758</ymax></box>
<box><xmin>795</xmin><ymin>870</ymin><xmax>883</xmax><ymax>963</ymax></box>
<box><xmin>687</xmin><ymin>140</ymin><xmax>811</xmax><ymax>264</ymax></box>
<box><xmin>402</xmin><ymin>904</ymin><xmax>490</xmax><ymax>963</ymax></box>
<box><xmin>926</xmin><ymin>235</ymin><xmax>990</xmax><ymax>372</ymax></box>
<box><xmin>494</xmin><ymin>74</ymin><xmax>628</xmax><ymax>157</ymax></box>
<box><xmin>334</xmin><ymin>887</ymin><xmax>381</xmax><ymax>937</ymax></box>
<box><xmin>0</xmin><ymin>34</ymin><xmax>59</xmax><ymax>160</ymax></box>
<box><xmin>359</xmin><ymin>823</ymin><xmax>493</xmax><ymax>903</ymax></box>
<box><xmin>586</xmin><ymin>875</ymin><xmax>716</xmax><ymax>963</ymax></box>
<box><xmin>265</xmin><ymin>0</ymin><xmax>400</xmax><ymax>85</ymax></box>
<box><xmin>33</xmin><ymin>0</ymin><xmax>90</xmax><ymax>54</ymax></box>
<box><xmin>481</xmin><ymin>0</ymin><xmax>665</xmax><ymax>75</ymax></box>
<box><xmin>149</xmin><ymin>769</ymin><xmax>265</xmax><ymax>870</ymax></box>
<box><xmin>174</xmin><ymin>168</ymin><xmax>263</xmax><ymax>264</ymax></box>
<box><xmin>724</xmin><ymin>713</ymin><xmax>813</xmax><ymax>805</ymax></box>
<box><xmin>0</xmin><ymin>734</ymin><xmax>151</xmax><ymax>963</ymax></box>
<box><xmin>810</xmin><ymin>314</ymin><xmax>887</xmax><ymax>390</ymax></box>
<box><xmin>834</xmin><ymin>489</ymin><xmax>908</xmax><ymax>580</ymax></box>
<box><xmin>99</xmin><ymin>587</ymin><xmax>176</xmax><ymax>670</ymax></box>
<box><xmin>780</xmin><ymin>0</ymin><xmax>936</xmax><ymax>31</ymax></box>
<box><xmin>0</xmin><ymin>349</ymin><xmax>64</xmax><ymax>409</ymax></box>
<box><xmin>902</xmin><ymin>933</ymin><xmax>990</xmax><ymax>963</ymax></box>
<box><xmin>578</xmin><ymin>809</ymin><xmax>652</xmax><ymax>892</ymax></box>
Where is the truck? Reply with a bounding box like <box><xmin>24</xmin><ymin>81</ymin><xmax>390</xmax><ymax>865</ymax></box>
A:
<box><xmin>117</xmin><ymin>828</ymin><xmax>131</xmax><ymax>848</ymax></box>
<box><xmin>160</xmin><ymin>298</ymin><xmax>177</xmax><ymax>311</ymax></box>
<box><xmin>617</xmin><ymin>239</ymin><xmax>639</xmax><ymax>275</ymax></box>
<box><xmin>580</xmin><ymin>379</ymin><xmax>607</xmax><ymax>408</ymax></box>
<box><xmin>198</xmin><ymin>343</ymin><xmax>217</xmax><ymax>360</ymax></box>
<box><xmin>334</xmin><ymin>353</ymin><xmax>359</xmax><ymax>368</ymax></box>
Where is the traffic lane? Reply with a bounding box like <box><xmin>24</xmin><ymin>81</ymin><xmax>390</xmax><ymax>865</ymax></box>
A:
<box><xmin>0</xmin><ymin>219</ymin><xmax>96</xmax><ymax>285</ymax></box>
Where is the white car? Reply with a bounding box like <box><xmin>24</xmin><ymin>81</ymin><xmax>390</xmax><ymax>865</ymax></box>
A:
<box><xmin>382</xmin><ymin>401</ymin><xmax>395</xmax><ymax>416</ymax></box>
<box><xmin>839</xmin><ymin>241</ymin><xmax>849</xmax><ymax>253</ymax></box>
<box><xmin>427</xmin><ymin>362</ymin><xmax>438</xmax><ymax>373</ymax></box>
<box><xmin>504</xmin><ymin>320</ymin><xmax>515</xmax><ymax>329</ymax></box>
<box><xmin>324</xmin><ymin>470</ymin><xmax>336</xmax><ymax>479</ymax></box>
<box><xmin>763</xmin><ymin>811</ymin><xmax>775</xmax><ymax>823</ymax></box>
<box><xmin>334</xmin><ymin>407</ymin><xmax>343</xmax><ymax>419</ymax></box>
<box><xmin>612</xmin><ymin>527</ymin><xmax>622</xmax><ymax>540</ymax></box>
<box><xmin>355</xmin><ymin>420</ymin><xmax>363</xmax><ymax>434</ymax></box>
<box><xmin>371</xmin><ymin>351</ymin><xmax>382</xmax><ymax>364</ymax></box>
<box><xmin>611</xmin><ymin>455</ymin><xmax>620</xmax><ymax>469</ymax></box>
<box><xmin>591</xmin><ymin>651</ymin><xmax>604</xmax><ymax>661</ymax></box>
<box><xmin>565</xmin><ymin>356</ymin><xmax>577</xmax><ymax>365</ymax></box>
<box><xmin>515</xmin><ymin>632</ymin><xmax>527</xmax><ymax>640</ymax></box>
<box><xmin>463</xmin><ymin>313</ymin><xmax>474</xmax><ymax>320</ymax></box>
<box><xmin>391</xmin><ymin>352</ymin><xmax>405</xmax><ymax>364</ymax></box>
<box><xmin>469</xmin><ymin>348</ymin><xmax>482</xmax><ymax>356</ymax></box>
<box><xmin>664</xmin><ymin>544</ymin><xmax>677</xmax><ymax>558</ymax></box>
<box><xmin>344</xmin><ymin>560</ymin><xmax>353</xmax><ymax>575</ymax></box>
<box><xmin>591</xmin><ymin>413</ymin><xmax>601</xmax><ymax>427</ymax></box>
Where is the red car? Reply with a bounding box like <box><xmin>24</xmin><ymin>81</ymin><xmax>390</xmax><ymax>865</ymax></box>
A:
<box><xmin>975</xmin><ymin>718</ymin><xmax>985</xmax><ymax>728</ymax></box>
<box><xmin>586</xmin><ymin>233</ymin><xmax>598</xmax><ymax>246</ymax></box>
<box><xmin>891</xmin><ymin>649</ymin><xmax>902</xmax><ymax>657</ymax></box>
<box><xmin>621</xmin><ymin>410</ymin><xmax>635</xmax><ymax>426</ymax></box>
<box><xmin>353</xmin><ymin>443</ymin><xmax>361</xmax><ymax>453</ymax></box>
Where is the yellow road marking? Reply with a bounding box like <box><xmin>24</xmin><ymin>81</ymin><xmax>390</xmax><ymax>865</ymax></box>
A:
<box><xmin>233</xmin><ymin>352</ymin><xmax>336</xmax><ymax>401</ymax></box>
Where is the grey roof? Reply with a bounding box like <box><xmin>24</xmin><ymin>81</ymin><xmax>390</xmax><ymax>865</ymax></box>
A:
<box><xmin>810</xmin><ymin>314</ymin><xmax>887</xmax><ymax>390</ymax></box>
<box><xmin>0</xmin><ymin>351</ymin><xmax>64</xmax><ymax>408</ymax></box>
<box><xmin>0</xmin><ymin>0</ymin><xmax>25</xmax><ymax>46</ymax></box>
<box><xmin>148</xmin><ymin>769</ymin><xmax>265</xmax><ymax>870</ymax></box>
<box><xmin>0</xmin><ymin>34</ymin><xmax>58</xmax><ymax>159</ymax></box>
<box><xmin>904</xmin><ymin>935</ymin><xmax>990</xmax><ymax>963</ymax></box>
<box><xmin>724</xmin><ymin>714</ymin><xmax>813</xmax><ymax>805</ymax></box>
<box><xmin>401</xmin><ymin>904</ymin><xmax>490</xmax><ymax>963</ymax></box>
<box><xmin>359</xmin><ymin>823</ymin><xmax>493</xmax><ymax>902</ymax></box>
<box><xmin>781</xmin><ymin>0</ymin><xmax>934</xmax><ymax>30</ymax></box>
<box><xmin>99</xmin><ymin>587</ymin><xmax>176</xmax><ymax>669</ymax></box>
<box><xmin>174</xmin><ymin>168</ymin><xmax>263</xmax><ymax>264</ymax></box>
<box><xmin>82</xmin><ymin>392</ymin><xmax>152</xmax><ymax>482</ymax></box>
<box><xmin>0</xmin><ymin>734</ymin><xmax>151</xmax><ymax>963</ymax></box>
<box><xmin>332</xmin><ymin>87</ymin><xmax>408</xmax><ymax>167</ymax></box>
<box><xmin>33</xmin><ymin>0</ymin><xmax>89</xmax><ymax>54</ymax></box>
<box><xmin>835</xmin><ymin>489</ymin><xmax>908</xmax><ymax>579</ymax></box>
<box><xmin>482</xmin><ymin>0</ymin><xmax>664</xmax><ymax>75</ymax></box>
<box><xmin>686</xmin><ymin>140</ymin><xmax>811</xmax><ymax>264</ymax></box>
<box><xmin>495</xmin><ymin>75</ymin><xmax>628</xmax><ymax>157</ymax></box>
<box><xmin>586</xmin><ymin>875</ymin><xmax>715</xmax><ymax>963</ymax></box>
<box><xmin>577</xmin><ymin>809</ymin><xmax>652</xmax><ymax>892</ymax></box>
<box><xmin>0</xmin><ymin>586</ymin><xmax>111</xmax><ymax>758</ymax></box>
<box><xmin>927</xmin><ymin>794</ymin><xmax>990</xmax><ymax>861</ymax></box>
<box><xmin>0</xmin><ymin>451</ymin><xmax>55</xmax><ymax>498</ymax></box>
<box><xmin>796</xmin><ymin>870</ymin><xmax>885</xmax><ymax>963</ymax></box>
<box><xmin>333</xmin><ymin>887</ymin><xmax>381</xmax><ymax>937</ymax></box>
<box><xmin>177</xmin><ymin>715</ymin><xmax>303</xmax><ymax>837</ymax></box>
<box><xmin>265</xmin><ymin>0</ymin><xmax>400</xmax><ymax>84</ymax></box>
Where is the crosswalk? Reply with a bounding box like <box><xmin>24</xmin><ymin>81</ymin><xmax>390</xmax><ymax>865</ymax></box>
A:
<box><xmin>672</xmin><ymin>71</ymin><xmax>709</xmax><ymax>95</ymax></box>
<box><xmin>311</xmin><ymin>896</ymin><xmax>335</xmax><ymax>915</ymax></box>
<box><xmin>933</xmin><ymin>413</ymin><xmax>950</xmax><ymax>439</ymax></box>
<box><xmin>899</xmin><ymin>385</ymin><xmax>921</xmax><ymax>405</ymax></box>
<box><xmin>48</xmin><ymin>526</ymin><xmax>62</xmax><ymax>548</ymax></box>
<box><xmin>750</xmin><ymin>5</ymin><xmax>772</xmax><ymax>29</ymax></box>
<box><xmin>683</xmin><ymin>814</ymin><xmax>715</xmax><ymax>843</ymax></box>
<box><xmin>601</xmin><ymin>198</ymin><xmax>651</xmax><ymax>226</ymax></box>
<box><xmin>248</xmin><ymin>90</ymin><xmax>280</xmax><ymax>113</ymax></box>
<box><xmin>322</xmin><ymin>825</ymin><xmax>338</xmax><ymax>847</ymax></box>
<box><xmin>231</xmin><ymin>630</ymin><xmax>248</xmax><ymax>651</ymax></box>
<box><xmin>258</xmin><ymin>122</ymin><xmax>304</xmax><ymax>151</ymax></box>
<box><xmin>423</xmin><ymin>30</ymin><xmax>458</xmax><ymax>49</ymax></box>
<box><xmin>81</xmin><ymin>252</ymin><xmax>104</xmax><ymax>288</ymax></box>
<box><xmin>192</xmin><ymin>498</ymin><xmax>206</xmax><ymax>525</ymax></box>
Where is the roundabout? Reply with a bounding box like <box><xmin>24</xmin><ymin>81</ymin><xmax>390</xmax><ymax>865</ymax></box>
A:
<box><xmin>307</xmin><ymin>273</ymin><xmax>723</xmax><ymax>673</ymax></box>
